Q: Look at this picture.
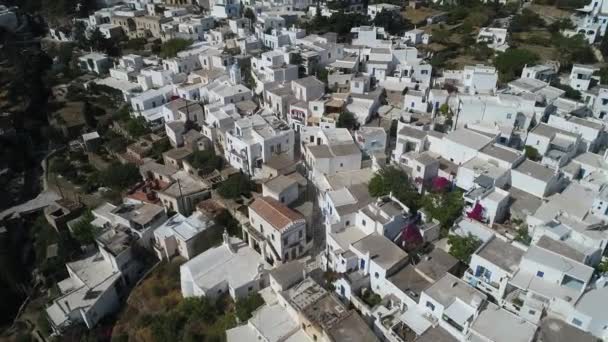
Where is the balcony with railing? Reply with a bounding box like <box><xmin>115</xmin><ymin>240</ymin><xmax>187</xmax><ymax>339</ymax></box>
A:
<box><xmin>464</xmin><ymin>268</ymin><xmax>501</xmax><ymax>298</ymax></box>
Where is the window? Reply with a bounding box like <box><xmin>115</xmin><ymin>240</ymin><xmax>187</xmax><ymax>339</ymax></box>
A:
<box><xmin>426</xmin><ymin>301</ymin><xmax>435</xmax><ymax>311</ymax></box>
<box><xmin>298</xmin><ymin>230</ymin><xmax>303</xmax><ymax>238</ymax></box>
<box><xmin>572</xmin><ymin>318</ymin><xmax>583</xmax><ymax>327</ymax></box>
<box><xmin>475</xmin><ymin>266</ymin><xmax>492</xmax><ymax>281</ymax></box>
<box><xmin>374</xmin><ymin>272</ymin><xmax>379</xmax><ymax>278</ymax></box>
<box><xmin>260</xmin><ymin>224</ymin><xmax>264</xmax><ymax>233</ymax></box>
<box><xmin>536</xmin><ymin>271</ymin><xmax>544</xmax><ymax>278</ymax></box>
<box><xmin>506</xmin><ymin>113</ymin><xmax>512</xmax><ymax>119</ymax></box>
<box><xmin>362</xmin><ymin>219</ymin><xmax>366</xmax><ymax>226</ymax></box>
<box><xmin>416</xmin><ymin>166</ymin><xmax>421</xmax><ymax>172</ymax></box>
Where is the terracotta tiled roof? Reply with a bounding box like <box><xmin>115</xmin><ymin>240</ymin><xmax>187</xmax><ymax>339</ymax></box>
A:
<box><xmin>249</xmin><ymin>196</ymin><xmax>305</xmax><ymax>231</ymax></box>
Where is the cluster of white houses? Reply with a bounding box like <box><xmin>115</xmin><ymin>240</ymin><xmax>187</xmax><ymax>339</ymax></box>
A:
<box><xmin>37</xmin><ymin>0</ymin><xmax>608</xmax><ymax>340</ymax></box>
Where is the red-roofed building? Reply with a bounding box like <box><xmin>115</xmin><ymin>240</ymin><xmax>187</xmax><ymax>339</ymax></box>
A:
<box><xmin>245</xmin><ymin>196</ymin><xmax>308</xmax><ymax>264</ymax></box>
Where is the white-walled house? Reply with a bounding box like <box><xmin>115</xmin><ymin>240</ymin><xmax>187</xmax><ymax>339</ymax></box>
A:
<box><xmin>291</xmin><ymin>76</ymin><xmax>325</xmax><ymax>102</ymax></box>
<box><xmin>46</xmin><ymin>226</ymin><xmax>143</xmax><ymax>332</ymax></box>
<box><xmin>440</xmin><ymin>128</ymin><xmax>494</xmax><ymax>165</ymax></box>
<box><xmin>571</xmin><ymin>0</ymin><xmax>608</xmax><ymax>43</ymax></box>
<box><xmin>525</xmin><ymin>123</ymin><xmax>582</xmax><ymax>168</ymax></box>
<box><xmin>547</xmin><ymin>114</ymin><xmax>605</xmax><ymax>153</ymax></box>
<box><xmin>262</xmin><ymin>174</ymin><xmax>300</xmax><ymax>206</ymax></box>
<box><xmin>246</xmin><ymin>196</ymin><xmax>308</xmax><ymax>264</ymax></box>
<box><xmin>569</xmin><ymin>65</ymin><xmax>598</xmax><ymax>92</ymax></box>
<box><xmin>350</xmin><ymin>233</ymin><xmax>409</xmax><ymax>298</ymax></box>
<box><xmin>367</xmin><ymin>3</ymin><xmax>400</xmax><ymax>19</ymax></box>
<box><xmin>304</xmin><ymin>128</ymin><xmax>362</xmax><ymax>183</ymax></box>
<box><xmin>568</xmin><ymin>279</ymin><xmax>608</xmax><ymax>339</ymax></box>
<box><xmin>180</xmin><ymin>233</ymin><xmax>270</xmax><ymax>300</ymax></box>
<box><xmin>153</xmin><ymin>210</ymin><xmax>218</xmax><ymax>260</ymax></box>
<box><xmin>224</xmin><ymin>113</ymin><xmax>295</xmax><ymax>176</ymax></box>
<box><xmin>90</xmin><ymin>202</ymin><xmax>168</xmax><ymax>249</ymax></box>
<box><xmin>79</xmin><ymin>52</ymin><xmax>112</xmax><ymax>74</ymax></box>
<box><xmin>354</xmin><ymin>126</ymin><xmax>387</xmax><ymax>156</ymax></box>
<box><xmin>476</xmin><ymin>27</ymin><xmax>508</xmax><ymax>51</ymax></box>
<box><xmin>441</xmin><ymin>64</ymin><xmax>498</xmax><ymax>95</ymax></box>
<box><xmin>511</xmin><ymin>159</ymin><xmax>564</xmax><ymax>198</ymax></box>
<box><xmin>464</xmin><ymin>235</ymin><xmax>525</xmax><ymax>302</ymax></box>
<box><xmin>521</xmin><ymin>63</ymin><xmax>558</xmax><ymax>83</ymax></box>
<box><xmin>418</xmin><ymin>273</ymin><xmax>486</xmax><ymax>340</ymax></box>
<box><xmin>507</xmin><ymin>243</ymin><xmax>594</xmax><ymax>324</ymax></box>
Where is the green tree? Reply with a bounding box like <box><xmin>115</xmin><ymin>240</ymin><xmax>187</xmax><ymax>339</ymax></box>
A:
<box><xmin>215</xmin><ymin>209</ymin><xmax>242</xmax><ymax>236</ymax></box>
<box><xmin>462</xmin><ymin>11</ymin><xmax>489</xmax><ymax>32</ymax></box>
<box><xmin>553</xmin><ymin>34</ymin><xmax>596</xmax><ymax>67</ymax></box>
<box><xmin>125</xmin><ymin>117</ymin><xmax>151</xmax><ymax>138</ymax></box>
<box><xmin>510</xmin><ymin>9</ymin><xmax>544</xmax><ymax>32</ymax></box>
<box><xmin>160</xmin><ymin>38</ymin><xmax>193</xmax><ymax>58</ymax></box>
<box><xmin>106</xmin><ymin>135</ymin><xmax>129</xmax><ymax>154</ymax></box>
<box><xmin>336</xmin><ymin>111</ymin><xmax>357</xmax><ymax>130</ymax></box>
<box><xmin>494</xmin><ymin>48</ymin><xmax>539</xmax><ymax>82</ymax></box>
<box><xmin>218</xmin><ymin>173</ymin><xmax>253</xmax><ymax>199</ymax></box>
<box><xmin>177</xmin><ymin>297</ymin><xmax>217</xmax><ymax>322</ymax></box>
<box><xmin>447</xmin><ymin>233</ymin><xmax>481</xmax><ymax>263</ymax></box>
<box><xmin>469</xmin><ymin>43</ymin><xmax>494</xmax><ymax>61</ymax></box>
<box><xmin>71</xmin><ymin>210</ymin><xmax>99</xmax><ymax>245</ymax></box>
<box><xmin>514</xmin><ymin>226</ymin><xmax>532</xmax><ymax>246</ymax></box>
<box><xmin>83</xmin><ymin>101</ymin><xmax>98</xmax><ymax>128</ymax></box>
<box><xmin>548</xmin><ymin>18</ymin><xmax>574</xmax><ymax>32</ymax></box>
<box><xmin>50</xmin><ymin>157</ymin><xmax>71</xmax><ymax>174</ymax></box>
<box><xmin>244</xmin><ymin>7</ymin><xmax>256</xmax><ymax>26</ymax></box>
<box><xmin>596</xmin><ymin>67</ymin><xmax>608</xmax><ymax>84</ymax></box>
<box><xmin>189</xmin><ymin>150</ymin><xmax>224</xmax><ymax>175</ymax></box>
<box><xmin>373</xmin><ymin>9</ymin><xmax>412</xmax><ymax>35</ymax></box>
<box><xmin>368</xmin><ymin>166</ymin><xmax>421</xmax><ymax>210</ymax></box>
<box><xmin>439</xmin><ymin>103</ymin><xmax>450</xmax><ymax>116</ymax></box>
<box><xmin>420</xmin><ymin>190</ymin><xmax>464</xmax><ymax>229</ymax></box>
<box><xmin>524</xmin><ymin>146</ymin><xmax>541</xmax><ymax>161</ymax></box>
<box><xmin>597</xmin><ymin>258</ymin><xmax>608</xmax><ymax>274</ymax></box>
<box><xmin>550</xmin><ymin>81</ymin><xmax>582</xmax><ymax>101</ymax></box>
<box><xmin>431</xmin><ymin>27</ymin><xmax>452</xmax><ymax>44</ymax></box>
<box><xmin>235</xmin><ymin>293</ymin><xmax>264</xmax><ymax>321</ymax></box>
<box><xmin>98</xmin><ymin>162</ymin><xmax>141</xmax><ymax>190</ymax></box>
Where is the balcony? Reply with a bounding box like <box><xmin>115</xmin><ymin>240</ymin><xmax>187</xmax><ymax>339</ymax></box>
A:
<box><xmin>464</xmin><ymin>269</ymin><xmax>500</xmax><ymax>298</ymax></box>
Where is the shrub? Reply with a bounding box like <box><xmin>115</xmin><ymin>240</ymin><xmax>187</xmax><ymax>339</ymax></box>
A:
<box><xmin>447</xmin><ymin>234</ymin><xmax>481</xmax><ymax>263</ymax></box>
<box><xmin>235</xmin><ymin>293</ymin><xmax>264</xmax><ymax>321</ymax></box>
<box><xmin>189</xmin><ymin>150</ymin><xmax>224</xmax><ymax>175</ymax></box>
<box><xmin>336</xmin><ymin>111</ymin><xmax>357</xmax><ymax>130</ymax></box>
<box><xmin>217</xmin><ymin>173</ymin><xmax>253</xmax><ymax>199</ymax></box>
<box><xmin>98</xmin><ymin>162</ymin><xmax>141</xmax><ymax>190</ymax></box>
<box><xmin>160</xmin><ymin>39</ymin><xmax>193</xmax><ymax>58</ymax></box>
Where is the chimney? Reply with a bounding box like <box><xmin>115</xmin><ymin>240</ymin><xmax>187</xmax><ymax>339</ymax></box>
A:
<box><xmin>223</xmin><ymin>229</ymin><xmax>235</xmax><ymax>254</ymax></box>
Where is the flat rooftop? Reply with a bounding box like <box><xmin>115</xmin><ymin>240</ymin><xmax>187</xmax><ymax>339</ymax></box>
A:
<box><xmin>538</xmin><ymin>317</ymin><xmax>597</xmax><ymax>342</ymax></box>
<box><xmin>351</xmin><ymin>234</ymin><xmax>408</xmax><ymax>271</ymax></box>
<box><xmin>513</xmin><ymin>159</ymin><xmax>556</xmax><ymax>182</ymax></box>
<box><xmin>476</xmin><ymin>237</ymin><xmax>524</xmax><ymax>274</ymax></box>
<box><xmin>471</xmin><ymin>303</ymin><xmax>537</xmax><ymax>342</ymax></box>
<box><xmin>424</xmin><ymin>273</ymin><xmax>485</xmax><ymax>308</ymax></box>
